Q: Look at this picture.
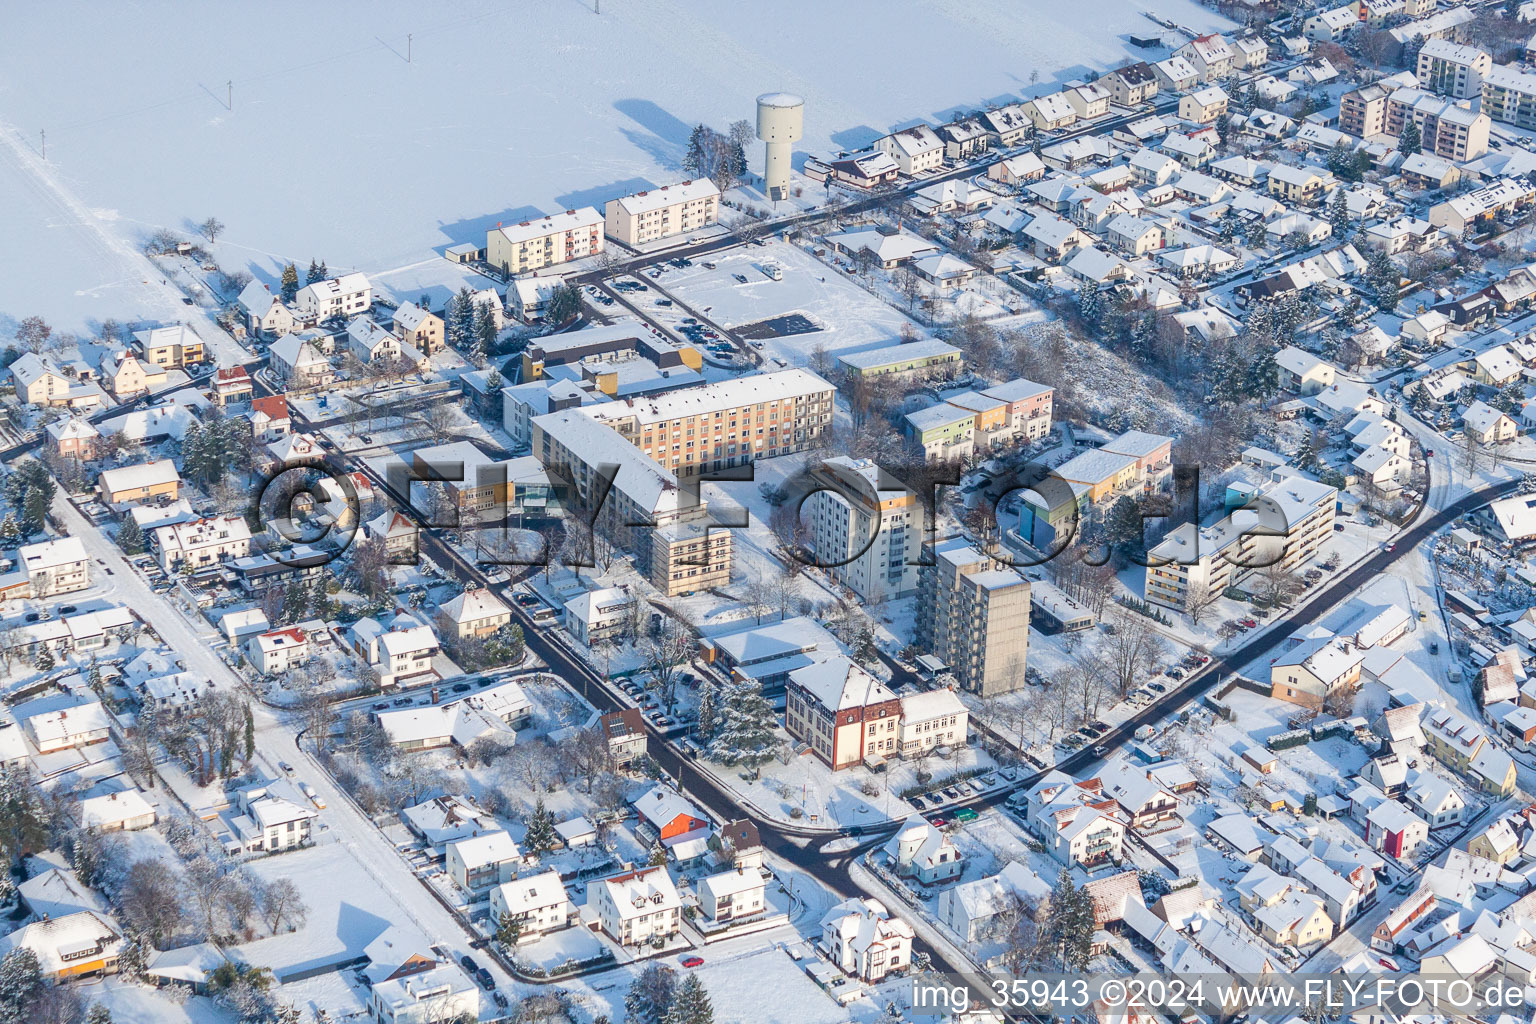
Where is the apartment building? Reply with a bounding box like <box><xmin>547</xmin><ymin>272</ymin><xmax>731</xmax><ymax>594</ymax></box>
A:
<box><xmin>915</xmin><ymin>538</ymin><xmax>1030</xmax><ymax>697</ymax></box>
<box><xmin>1383</xmin><ymin>89</ymin><xmax>1490</xmax><ymax>161</ymax></box>
<box><xmin>486</xmin><ymin>208</ymin><xmax>604</xmax><ymax>275</ymax></box>
<box><xmin>1482</xmin><ymin>65</ymin><xmax>1536</xmax><ymax>131</ymax></box>
<box><xmin>293</xmin><ymin>272</ymin><xmax>371</xmax><ymax>322</ymax></box>
<box><xmin>821</xmin><ymin>898</ymin><xmax>914</xmax><ymax>983</ymax></box>
<box><xmin>903</xmin><ymin>402</ymin><xmax>977</xmax><ymax>462</ymax></box>
<box><xmin>785</xmin><ymin>656</ymin><xmax>902</xmax><ymax>770</ymax></box>
<box><xmin>17</xmin><ymin>538</ymin><xmax>90</xmax><ymax>598</ymax></box>
<box><xmin>131</xmin><ymin>325</ymin><xmax>203</xmax><ymax>369</ymax></box>
<box><xmin>1416</xmin><ymin>39</ymin><xmax>1490</xmax><ymax>99</ymax></box>
<box><xmin>603</xmin><ymin>179</ymin><xmax>721</xmax><ymax>246</ymax></box>
<box><xmin>247</xmin><ymin>627</ymin><xmax>311</xmax><ymax>675</ymax></box>
<box><xmin>583</xmin><ymin>369</ymin><xmax>834</xmax><ymax>477</ymax></box>
<box><xmin>152</xmin><ymin>515</ymin><xmax>252</xmax><ymax>572</ymax></box>
<box><xmin>520</xmin><ymin>321</ymin><xmax>701</xmax><ymax>382</ymax></box>
<box><xmin>805</xmin><ymin>457</ymin><xmax>920</xmax><ymax>602</ymax></box>
<box><xmin>835</xmin><ymin>339</ymin><xmax>962</xmax><ymax>380</ymax></box>
<box><xmin>1339</xmin><ymin>82</ymin><xmax>1392</xmax><ymax>138</ymax></box>
<box><xmin>1145</xmin><ymin>477</ymin><xmax>1337</xmax><ymax>612</ymax></box>
<box><xmin>532</xmin><ymin>408</ymin><xmax>733</xmax><ymax>596</ymax></box>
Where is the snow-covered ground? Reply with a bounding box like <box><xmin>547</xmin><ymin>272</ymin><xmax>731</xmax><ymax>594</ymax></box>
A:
<box><xmin>0</xmin><ymin>0</ymin><xmax>1232</xmax><ymax>332</ymax></box>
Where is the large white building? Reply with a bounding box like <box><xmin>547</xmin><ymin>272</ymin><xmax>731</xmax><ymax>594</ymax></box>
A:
<box><xmin>293</xmin><ymin>272</ymin><xmax>371</xmax><ymax>322</ymax></box>
<box><xmin>368</xmin><ymin>966</ymin><xmax>480</xmax><ymax>1024</ymax></box>
<box><xmin>603</xmin><ymin>179</ymin><xmax>720</xmax><ymax>246</ymax></box>
<box><xmin>487</xmin><ymin>208</ymin><xmax>604</xmax><ymax>275</ymax></box>
<box><xmin>16</xmin><ymin>537</ymin><xmax>90</xmax><ymax>597</ymax></box>
<box><xmin>1416</xmin><ymin>39</ymin><xmax>1491</xmax><ymax>99</ymax></box>
<box><xmin>804</xmin><ymin>457</ymin><xmax>920</xmax><ymax>602</ymax></box>
<box><xmin>153</xmin><ymin>515</ymin><xmax>252</xmax><ymax>572</ymax></box>
<box><xmin>588</xmin><ymin>866</ymin><xmax>681</xmax><ymax>946</ymax></box>
<box><xmin>1145</xmin><ymin>477</ymin><xmax>1337</xmax><ymax>613</ymax></box>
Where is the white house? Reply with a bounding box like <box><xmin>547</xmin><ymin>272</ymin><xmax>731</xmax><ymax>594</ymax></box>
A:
<box><xmin>246</xmin><ymin>627</ymin><xmax>310</xmax><ymax>675</ymax></box>
<box><xmin>884</xmin><ymin>816</ymin><xmax>965</xmax><ymax>884</ymax></box>
<box><xmin>294</xmin><ymin>272</ymin><xmax>371</xmax><ymax>322</ymax></box>
<box><xmin>78</xmin><ymin>789</ymin><xmax>157</xmax><ymax>832</ymax></box>
<box><xmin>588</xmin><ymin>865</ymin><xmax>681</xmax><ymax>946</ymax></box>
<box><xmin>368</xmin><ymin>966</ymin><xmax>479</xmax><ymax>1024</ymax></box>
<box><xmin>445</xmin><ymin>830</ymin><xmax>522</xmax><ymax>891</ymax></box>
<box><xmin>489</xmin><ymin>869</ymin><xmax>572</xmax><ymax>941</ymax></box>
<box><xmin>228</xmin><ymin>782</ymin><xmax>318</xmax><ymax>853</ymax></box>
<box><xmin>820</xmin><ymin>897</ymin><xmax>914</xmax><ymax>982</ymax></box>
<box><xmin>697</xmin><ymin>866</ymin><xmax>768</xmax><ymax>924</ymax></box>
<box><xmin>875</xmin><ymin>125</ymin><xmax>945</xmax><ymax>176</ymax></box>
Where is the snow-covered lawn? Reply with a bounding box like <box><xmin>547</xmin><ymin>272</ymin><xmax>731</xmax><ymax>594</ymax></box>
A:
<box><xmin>663</xmin><ymin>240</ymin><xmax>924</xmax><ymax>368</ymax></box>
<box><xmin>1</xmin><ymin>0</ymin><xmax>1234</xmax><ymax>331</ymax></box>
<box><xmin>77</xmin><ymin>980</ymin><xmax>226</xmax><ymax>1024</ymax></box>
<box><xmin>236</xmin><ymin>843</ymin><xmax>399</xmax><ymax>978</ymax></box>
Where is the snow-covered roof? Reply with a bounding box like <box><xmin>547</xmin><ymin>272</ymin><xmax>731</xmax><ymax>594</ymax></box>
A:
<box><xmin>492</xmin><ymin>208</ymin><xmax>602</xmax><ymax>245</ymax></box>
<box><xmin>612</xmin><ymin>178</ymin><xmax>720</xmax><ymax>215</ymax></box>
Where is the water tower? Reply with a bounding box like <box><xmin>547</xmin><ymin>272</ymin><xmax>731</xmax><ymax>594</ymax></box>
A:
<box><xmin>756</xmin><ymin>92</ymin><xmax>804</xmax><ymax>203</ymax></box>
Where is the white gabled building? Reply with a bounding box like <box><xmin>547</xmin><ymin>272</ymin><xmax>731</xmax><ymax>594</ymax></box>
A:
<box><xmin>875</xmin><ymin>125</ymin><xmax>945</xmax><ymax>176</ymax></box>
<box><xmin>293</xmin><ymin>272</ymin><xmax>371</xmax><ymax>322</ymax></box>
<box><xmin>246</xmin><ymin>627</ymin><xmax>311</xmax><ymax>675</ymax></box>
<box><xmin>445</xmin><ymin>830</ymin><xmax>521</xmax><ymax>891</ymax></box>
<box><xmin>369</xmin><ymin>966</ymin><xmax>479</xmax><ymax>1024</ymax></box>
<box><xmin>17</xmin><ymin>537</ymin><xmax>90</xmax><ymax>597</ymax></box>
<box><xmin>489</xmin><ymin>869</ymin><xmax>572</xmax><ymax>940</ymax></box>
<box><xmin>821</xmin><ymin>897</ymin><xmax>914</xmax><ymax>982</ymax></box>
<box><xmin>153</xmin><ymin>515</ymin><xmax>252</xmax><ymax>572</ymax></box>
<box><xmin>588</xmin><ymin>865</ymin><xmax>681</xmax><ymax>946</ymax></box>
<box><xmin>228</xmin><ymin>781</ymin><xmax>318</xmax><ymax>853</ymax></box>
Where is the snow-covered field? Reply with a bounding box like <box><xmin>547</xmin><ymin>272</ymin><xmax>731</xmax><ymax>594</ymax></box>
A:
<box><xmin>0</xmin><ymin>0</ymin><xmax>1231</xmax><ymax>332</ymax></box>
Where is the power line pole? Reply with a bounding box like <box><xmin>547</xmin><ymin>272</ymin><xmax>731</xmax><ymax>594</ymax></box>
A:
<box><xmin>39</xmin><ymin>129</ymin><xmax>45</xmax><ymax>159</ymax></box>
<box><xmin>227</xmin><ymin>80</ymin><xmax>233</xmax><ymax>111</ymax></box>
<box><xmin>407</xmin><ymin>33</ymin><xmax>412</xmax><ymax>63</ymax></box>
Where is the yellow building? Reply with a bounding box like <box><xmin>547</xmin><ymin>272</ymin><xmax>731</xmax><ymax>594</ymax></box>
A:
<box><xmin>487</xmin><ymin>207</ymin><xmax>604</xmax><ymax>275</ymax></box>
<box><xmin>132</xmin><ymin>325</ymin><xmax>204</xmax><ymax>369</ymax></box>
<box><xmin>390</xmin><ymin>302</ymin><xmax>445</xmax><ymax>355</ymax></box>
<box><xmin>604</xmin><ymin>179</ymin><xmax>720</xmax><ymax>246</ymax></box>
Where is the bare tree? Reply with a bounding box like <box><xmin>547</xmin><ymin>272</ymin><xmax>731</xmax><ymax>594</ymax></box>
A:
<box><xmin>1095</xmin><ymin>608</ymin><xmax>1167</xmax><ymax>697</ymax></box>
<box><xmin>644</xmin><ymin>616</ymin><xmax>695</xmax><ymax>712</ymax></box>
<box><xmin>257</xmin><ymin>876</ymin><xmax>308</xmax><ymax>933</ymax></box>
<box><xmin>120</xmin><ymin>857</ymin><xmax>185</xmax><ymax>945</ymax></box>
<box><xmin>200</xmin><ymin>217</ymin><xmax>225</xmax><ymax>244</ymax></box>
<box><xmin>1184</xmin><ymin>579</ymin><xmax>1220</xmax><ymax>626</ymax></box>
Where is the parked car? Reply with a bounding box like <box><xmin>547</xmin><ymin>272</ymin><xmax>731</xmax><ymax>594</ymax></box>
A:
<box><xmin>681</xmin><ymin>956</ymin><xmax>705</xmax><ymax>969</ymax></box>
<box><xmin>475</xmin><ymin>967</ymin><xmax>494</xmax><ymax>990</ymax></box>
<box><xmin>460</xmin><ymin>955</ymin><xmax>478</xmax><ymax>974</ymax></box>
<box><xmin>279</xmin><ymin>761</ymin><xmax>295</xmax><ymax>775</ymax></box>
<box><xmin>953</xmin><ymin>808</ymin><xmax>979</xmax><ymax>824</ymax></box>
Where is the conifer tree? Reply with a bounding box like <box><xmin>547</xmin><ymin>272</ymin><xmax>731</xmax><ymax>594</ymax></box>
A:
<box><xmin>305</xmin><ymin>259</ymin><xmax>320</xmax><ymax>285</ymax></box>
<box><xmin>280</xmin><ymin>263</ymin><xmax>299</xmax><ymax>302</ymax></box>
<box><xmin>117</xmin><ymin>516</ymin><xmax>145</xmax><ymax>555</ymax></box>
<box><xmin>665</xmin><ymin>975</ymin><xmax>715</xmax><ymax>1024</ymax></box>
<box><xmin>523</xmin><ymin>797</ymin><xmax>558</xmax><ymax>853</ymax></box>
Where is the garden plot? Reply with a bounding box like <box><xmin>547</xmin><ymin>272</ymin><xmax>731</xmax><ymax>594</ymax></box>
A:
<box><xmin>662</xmin><ymin>241</ymin><xmax>924</xmax><ymax>367</ymax></box>
<box><xmin>236</xmin><ymin>843</ymin><xmax>403</xmax><ymax>979</ymax></box>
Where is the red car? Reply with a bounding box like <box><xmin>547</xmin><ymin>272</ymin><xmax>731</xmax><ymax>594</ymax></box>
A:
<box><xmin>1240</xmin><ymin>618</ymin><xmax>1257</xmax><ymax>628</ymax></box>
<box><xmin>681</xmin><ymin>956</ymin><xmax>704</xmax><ymax>968</ymax></box>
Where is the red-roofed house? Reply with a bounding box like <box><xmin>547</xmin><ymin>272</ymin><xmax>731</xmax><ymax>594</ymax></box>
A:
<box><xmin>250</xmin><ymin>395</ymin><xmax>291</xmax><ymax>442</ymax></box>
<box><xmin>213</xmin><ymin>366</ymin><xmax>254</xmax><ymax>406</ymax></box>
<box><xmin>246</xmin><ymin>626</ymin><xmax>311</xmax><ymax>675</ymax></box>
<box><xmin>634</xmin><ymin>786</ymin><xmax>709</xmax><ymax>841</ymax></box>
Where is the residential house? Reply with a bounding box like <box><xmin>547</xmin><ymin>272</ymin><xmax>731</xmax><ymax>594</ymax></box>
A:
<box><xmin>98</xmin><ymin>459</ymin><xmax>180</xmax><ymax>505</ymax></box>
<box><xmin>293</xmin><ymin>272</ymin><xmax>371</xmax><ymax>322</ymax></box>
<box><xmin>697</xmin><ymin>867</ymin><xmax>768</xmax><ymax>924</ymax></box>
<box><xmin>875</xmin><ymin>125</ymin><xmax>945</xmax><ymax>176</ymax></box>
<box><xmin>821</xmin><ymin>897</ymin><xmax>914</xmax><ymax>982</ymax></box>
<box><xmin>390</xmin><ymin>303</ymin><xmax>444</xmax><ymax>355</ymax></box>
<box><xmin>589</xmin><ymin>866</ymin><xmax>681</xmax><ymax>946</ymax></box>
<box><xmin>1179</xmin><ymin>85</ymin><xmax>1229</xmax><ymax>123</ymax></box>
<box><xmin>436</xmin><ymin>586</ymin><xmax>512</xmax><ymax>640</ymax></box>
<box><xmin>445</xmin><ymin>830</ymin><xmax>521</xmax><ymax>891</ymax></box>
<box><xmin>489</xmin><ymin>869</ymin><xmax>572</xmax><ymax>941</ymax></box>
<box><xmin>237</xmin><ymin>280</ymin><xmax>296</xmax><ymax>338</ymax></box>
